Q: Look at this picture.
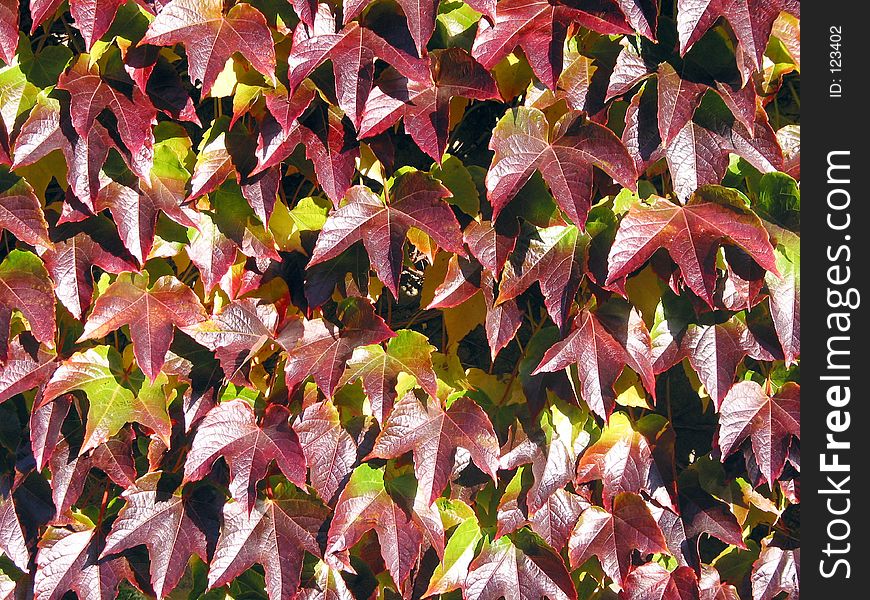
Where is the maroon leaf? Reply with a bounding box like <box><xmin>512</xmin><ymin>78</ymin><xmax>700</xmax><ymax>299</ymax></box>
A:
<box><xmin>621</xmin><ymin>563</ymin><xmax>701</xmax><ymax>600</ymax></box>
<box><xmin>57</xmin><ymin>56</ymin><xmax>157</xmax><ymax>178</ymax></box>
<box><xmin>528</xmin><ymin>488</ymin><xmax>587</xmax><ymax>552</ymax></box>
<box><xmin>29</xmin><ymin>393</ymin><xmax>71</xmax><ymax>472</ymax></box>
<box><xmin>344</xmin><ymin>0</ymin><xmax>439</xmax><ymax>55</ymax></box>
<box><xmin>293</xmin><ymin>399</ymin><xmax>358</xmax><ymax>505</ymax></box>
<box><xmin>656</xmin><ymin>63</ymin><xmax>706</xmax><ymax>148</ymax></box>
<box><xmin>287</xmin><ymin>13</ymin><xmax>428</xmax><ymax>130</ymax></box>
<box><xmin>184</xmin><ymin>401</ymin><xmax>306</xmax><ymax>513</ymax></box>
<box><xmin>278</xmin><ymin>298</ymin><xmax>395</xmax><ymax>398</ymax></box>
<box><xmin>464</xmin><ymin>219</ymin><xmax>518</xmax><ymax>276</ymax></box>
<box><xmin>141</xmin><ymin>0</ymin><xmax>276</xmax><ymax>95</ymax></box>
<box><xmin>69</xmin><ymin>0</ymin><xmax>125</xmax><ymax>50</ymax></box>
<box><xmin>568</xmin><ymin>492</ymin><xmax>667</xmax><ymax>585</ymax></box>
<box><xmin>100</xmin><ymin>472</ymin><xmax>220</xmax><ymax>599</ymax></box>
<box><xmin>0</xmin><ymin>0</ymin><xmax>18</xmax><ymax>65</ymax></box>
<box><xmin>208</xmin><ymin>492</ymin><xmax>329</xmax><ymax>600</ymax></box>
<box><xmin>0</xmin><ymin>489</ymin><xmax>29</xmax><ymax>573</ymax></box>
<box><xmin>78</xmin><ymin>273</ymin><xmax>207</xmax><ymax>381</ymax></box>
<box><xmin>369</xmin><ymin>392</ymin><xmax>500</xmax><ymax>505</ymax></box>
<box><xmin>488</xmin><ymin>107</ymin><xmax>637</xmax><ymax>228</ymax></box>
<box><xmin>606</xmin><ymin>190</ymin><xmax>778</xmax><ymax>306</ymax></box>
<box><xmin>718</xmin><ymin>381</ymin><xmax>800</xmax><ymax>485</ymax></box>
<box><xmin>0</xmin><ymin>334</ymin><xmax>57</xmax><ymax>405</ymax></box>
<box><xmin>0</xmin><ymin>250</ymin><xmax>56</xmax><ymax>357</ymax></box>
<box><xmin>34</xmin><ymin>524</ymin><xmax>135</xmax><ymax>600</ymax></box>
<box><xmin>534</xmin><ymin>309</ymin><xmax>655</xmax><ymax>421</ymax></box>
<box><xmin>297</xmin><ymin>101</ymin><xmax>361</xmax><ymax>207</ymax></box>
<box><xmin>464</xmin><ymin>531</ymin><xmax>578</xmax><ymax>600</ymax></box>
<box><xmin>471</xmin><ymin>0</ymin><xmax>632</xmax><ymax>89</ymax></box>
<box><xmin>699</xmin><ymin>565</ymin><xmax>740</xmax><ymax>600</ymax></box>
<box><xmin>0</xmin><ymin>176</ymin><xmax>51</xmax><ymax>249</ymax></box>
<box><xmin>308</xmin><ymin>172</ymin><xmax>464</xmax><ymax>297</ymax></box>
<box><xmin>360</xmin><ymin>48</ymin><xmax>499</xmax><ymax>162</ymax></box>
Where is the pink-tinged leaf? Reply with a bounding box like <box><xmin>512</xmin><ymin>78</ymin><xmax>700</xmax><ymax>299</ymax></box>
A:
<box><xmin>308</xmin><ymin>172</ymin><xmax>464</xmax><ymax>297</ymax></box>
<box><xmin>576</xmin><ymin>412</ymin><xmax>675</xmax><ymax>511</ymax></box>
<box><xmin>751</xmin><ymin>542</ymin><xmax>799</xmax><ymax>600</ymax></box>
<box><xmin>253</xmin><ymin>83</ymin><xmax>317</xmax><ymax>174</ymax></box>
<box><xmin>665</xmin><ymin>122</ymin><xmax>729</xmax><ymax>201</ymax></box>
<box><xmin>40</xmin><ymin>218</ymin><xmax>139</xmax><ymax>320</ymax></box>
<box><xmin>0</xmin><ymin>490</ymin><xmax>29</xmax><ymax>573</ymax></box>
<box><xmin>606</xmin><ymin>190</ymin><xmax>778</xmax><ymax>306</ymax></box>
<box><xmin>184</xmin><ymin>401</ymin><xmax>306</xmax><ymax>514</ymax></box>
<box><xmin>369</xmin><ymin>392</ymin><xmax>500</xmax><ymax>505</ymax></box>
<box><xmin>498</xmin><ymin>224</ymin><xmax>589</xmax><ymax>330</ymax></box>
<box><xmin>0</xmin><ymin>0</ymin><xmax>18</xmax><ymax>64</ymax></box>
<box><xmin>472</xmin><ymin>0</ymin><xmax>632</xmax><ymax>89</ymax></box>
<box><xmin>683</xmin><ymin>317</ymin><xmax>760</xmax><ymax>410</ymax></box>
<box><xmin>208</xmin><ymin>492</ymin><xmax>329</xmax><ymax>600</ymax></box>
<box><xmin>34</xmin><ymin>525</ymin><xmax>135</xmax><ymax>600</ymax></box>
<box><xmin>360</xmin><ymin>48</ymin><xmax>499</xmax><ymax>162</ymax></box>
<box><xmin>622</xmin><ymin>563</ymin><xmax>701</xmax><ymax>600</ymax></box>
<box><xmin>482</xmin><ymin>274</ymin><xmax>523</xmax><ymax>361</ymax></box>
<box><xmin>278</xmin><ymin>298</ymin><xmax>395</xmax><ymax>398</ymax></box>
<box><xmin>622</xmin><ymin>85</ymin><xmax>664</xmax><ymax>175</ymax></box>
<box><xmin>427</xmin><ymin>255</ymin><xmax>481</xmax><ymax>310</ymax></box>
<box><xmin>529</xmin><ymin>488</ymin><xmax>588</xmax><ymax>552</ymax></box>
<box><xmin>100</xmin><ymin>472</ymin><xmax>220</xmax><ymax>599</ymax></box>
<box><xmin>298</xmin><ymin>102</ymin><xmax>361</xmax><ymax>207</ymax></box>
<box><xmin>0</xmin><ymin>176</ymin><xmax>51</xmax><ymax>249</ymax></box>
<box><xmin>49</xmin><ymin>428</ymin><xmax>137</xmax><ymax>518</ymax></box>
<box><xmin>464</xmin><ymin>219</ymin><xmax>518</xmax><ymax>276</ymax></box>
<box><xmin>488</xmin><ymin>107</ymin><xmax>637</xmax><ymax>228</ymax></box>
<box><xmin>718</xmin><ymin>381</ymin><xmax>800</xmax><ymax>485</ymax></box>
<box><xmin>240</xmin><ymin>167</ymin><xmax>280</xmax><ymax>225</ymax></box>
<box><xmin>78</xmin><ymin>273</ymin><xmax>206</xmax><ymax>381</ymax></box>
<box><xmin>656</xmin><ymin>63</ymin><xmax>706</xmax><ymax>148</ymax></box>
<box><xmin>568</xmin><ymin>492</ymin><xmax>667</xmax><ymax>585</ymax></box>
<box><xmin>340</xmin><ymin>329</ymin><xmax>438</xmax><ymax>425</ymax></box>
<box><xmin>293</xmin><ymin>399</ymin><xmax>358</xmax><ymax>505</ymax></box>
<box><xmin>344</xmin><ymin>0</ymin><xmax>439</xmax><ymax>55</ymax></box>
<box><xmin>464</xmin><ymin>531</ymin><xmax>577</xmax><ymax>600</ymax></box>
<box><xmin>699</xmin><ymin>565</ymin><xmax>740</xmax><ymax>600</ymax></box>
<box><xmin>30</xmin><ymin>393</ymin><xmax>71</xmax><ymax>471</ymax></box>
<box><xmin>0</xmin><ymin>334</ymin><xmax>57</xmax><ymax>404</ymax></box>
<box><xmin>69</xmin><ymin>0</ymin><xmax>125</xmax><ymax>49</ymax></box>
<box><xmin>615</xmin><ymin>0</ymin><xmax>658</xmax><ymax>40</ymax></box>
<box><xmin>57</xmin><ymin>56</ymin><xmax>157</xmax><ymax>178</ymax></box>
<box><xmin>183</xmin><ymin>298</ymin><xmax>279</xmax><ymax>386</ymax></box>
<box><xmin>764</xmin><ymin>223</ymin><xmax>799</xmax><ymax>365</ymax></box>
<box><xmin>325</xmin><ymin>464</ymin><xmax>423</xmax><ymax>587</ymax></box>
<box><xmin>287</xmin><ymin>17</ymin><xmax>428</xmax><ymax>130</ymax></box>
<box><xmin>0</xmin><ymin>250</ymin><xmax>56</xmax><ymax>356</ymax></box>
<box><xmin>186</xmin><ymin>209</ymin><xmax>239</xmax><ymax>294</ymax></box>
<box><xmin>141</xmin><ymin>0</ymin><xmax>276</xmax><ymax>95</ymax></box>
<box><xmin>534</xmin><ymin>310</ymin><xmax>654</xmax><ymax>421</ymax></box>
<box><xmin>123</xmin><ymin>46</ymin><xmax>201</xmax><ymax>125</ymax></box>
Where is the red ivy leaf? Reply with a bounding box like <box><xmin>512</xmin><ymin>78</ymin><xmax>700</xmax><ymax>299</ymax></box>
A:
<box><xmin>142</xmin><ymin>0</ymin><xmax>276</xmax><ymax>95</ymax></box>
<box><xmin>293</xmin><ymin>399</ymin><xmax>358</xmax><ymax>505</ymax></box>
<box><xmin>0</xmin><ymin>250</ymin><xmax>56</xmax><ymax>359</ymax></box>
<box><xmin>184</xmin><ymin>401</ymin><xmax>307</xmax><ymax>514</ymax></box>
<box><xmin>622</xmin><ymin>563</ymin><xmax>701</xmax><ymax>600</ymax></box>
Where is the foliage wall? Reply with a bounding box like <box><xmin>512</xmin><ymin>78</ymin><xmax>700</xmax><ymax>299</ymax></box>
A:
<box><xmin>0</xmin><ymin>1</ymin><xmax>800</xmax><ymax>599</ymax></box>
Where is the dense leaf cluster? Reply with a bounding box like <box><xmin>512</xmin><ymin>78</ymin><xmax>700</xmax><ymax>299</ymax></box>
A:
<box><xmin>0</xmin><ymin>1</ymin><xmax>800</xmax><ymax>599</ymax></box>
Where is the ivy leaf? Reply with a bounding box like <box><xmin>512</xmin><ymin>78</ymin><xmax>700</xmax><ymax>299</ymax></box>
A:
<box><xmin>471</xmin><ymin>0</ymin><xmax>632</xmax><ymax>89</ymax></box>
<box><xmin>0</xmin><ymin>0</ymin><xmax>18</xmax><ymax>65</ymax></box>
<box><xmin>534</xmin><ymin>309</ymin><xmax>655</xmax><ymax>421</ymax></box>
<box><xmin>183</xmin><ymin>298</ymin><xmax>279</xmax><ymax>386</ymax></box>
<box><xmin>606</xmin><ymin>189</ymin><xmax>778</xmax><ymax>306</ymax></box>
<box><xmin>57</xmin><ymin>56</ymin><xmax>157</xmax><ymax>178</ymax></box>
<box><xmin>48</xmin><ymin>427</ymin><xmax>137</xmax><ymax>517</ymax></box>
<box><xmin>0</xmin><ymin>249</ymin><xmax>56</xmax><ymax>359</ymax></box>
<box><xmin>344</xmin><ymin>0</ymin><xmax>439</xmax><ymax>55</ymax></box>
<box><xmin>30</xmin><ymin>394</ymin><xmax>71</xmax><ymax>472</ymax></box>
<box><xmin>340</xmin><ymin>329</ymin><xmax>438</xmax><ymax>425</ymax></box>
<box><xmin>576</xmin><ymin>412</ymin><xmax>675</xmax><ymax>511</ymax></box>
<box><xmin>764</xmin><ymin>223</ymin><xmax>799</xmax><ymax>365</ymax></box>
<box><xmin>0</xmin><ymin>174</ymin><xmax>51</xmax><ymax>249</ymax></box>
<box><xmin>297</xmin><ymin>101</ymin><xmax>361</xmax><ymax>208</ymax></box>
<box><xmin>528</xmin><ymin>488</ymin><xmax>587</xmax><ymax>552</ymax></box>
<box><xmin>464</xmin><ymin>531</ymin><xmax>577</xmax><ymax>600</ymax></box>
<box><xmin>287</xmin><ymin>13</ymin><xmax>428</xmax><ymax>130</ymax></box>
<box><xmin>360</xmin><ymin>48</ymin><xmax>499</xmax><ymax>162</ymax></box>
<box><xmin>0</xmin><ymin>333</ymin><xmax>57</xmax><ymax>405</ymax></box>
<box><xmin>369</xmin><ymin>391</ymin><xmax>500</xmax><ymax>506</ymax></box>
<box><xmin>487</xmin><ymin>107</ymin><xmax>637</xmax><ymax>229</ymax></box>
<box><xmin>69</xmin><ymin>0</ymin><xmax>126</xmax><ymax>50</ymax></box>
<box><xmin>750</xmin><ymin>541</ymin><xmax>799</xmax><ymax>600</ymax></box>
<box><xmin>41</xmin><ymin>346</ymin><xmax>174</xmax><ymax>453</ymax></box>
<box><xmin>293</xmin><ymin>399</ymin><xmax>358</xmax><ymax>505</ymax></box>
<box><xmin>34</xmin><ymin>524</ymin><xmax>135</xmax><ymax>600</ymax></box>
<box><xmin>498</xmin><ymin>223</ymin><xmax>589</xmax><ymax>330</ymax></box>
<box><xmin>622</xmin><ymin>563</ymin><xmax>701</xmax><ymax>600</ymax></box>
<box><xmin>699</xmin><ymin>565</ymin><xmax>740</xmax><ymax>600</ymax></box>
<box><xmin>325</xmin><ymin>463</ymin><xmax>423</xmax><ymax>588</ymax></box>
<box><xmin>308</xmin><ymin>172</ymin><xmax>464</xmax><ymax>298</ymax></box>
<box><xmin>718</xmin><ymin>381</ymin><xmax>800</xmax><ymax>485</ymax></box>
<box><xmin>141</xmin><ymin>0</ymin><xmax>276</xmax><ymax>95</ymax></box>
<box><xmin>464</xmin><ymin>219</ymin><xmax>518</xmax><ymax>276</ymax></box>
<box><xmin>278</xmin><ymin>298</ymin><xmax>395</xmax><ymax>398</ymax></box>
<box><xmin>77</xmin><ymin>273</ymin><xmax>207</xmax><ymax>382</ymax></box>
<box><xmin>0</xmin><ymin>488</ymin><xmax>29</xmax><ymax>573</ymax></box>
<box><xmin>100</xmin><ymin>472</ymin><xmax>221</xmax><ymax>600</ymax></box>
<box><xmin>184</xmin><ymin>400</ymin><xmax>307</xmax><ymax>514</ymax></box>
<box><xmin>568</xmin><ymin>492</ymin><xmax>667</xmax><ymax>585</ymax></box>
<box><xmin>208</xmin><ymin>491</ymin><xmax>330</xmax><ymax>600</ymax></box>
<box><xmin>424</xmin><ymin>516</ymin><xmax>482</xmax><ymax>596</ymax></box>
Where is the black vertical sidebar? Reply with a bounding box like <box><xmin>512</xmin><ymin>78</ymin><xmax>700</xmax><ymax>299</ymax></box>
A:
<box><xmin>802</xmin><ymin>1</ymin><xmax>866</xmax><ymax>596</ymax></box>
